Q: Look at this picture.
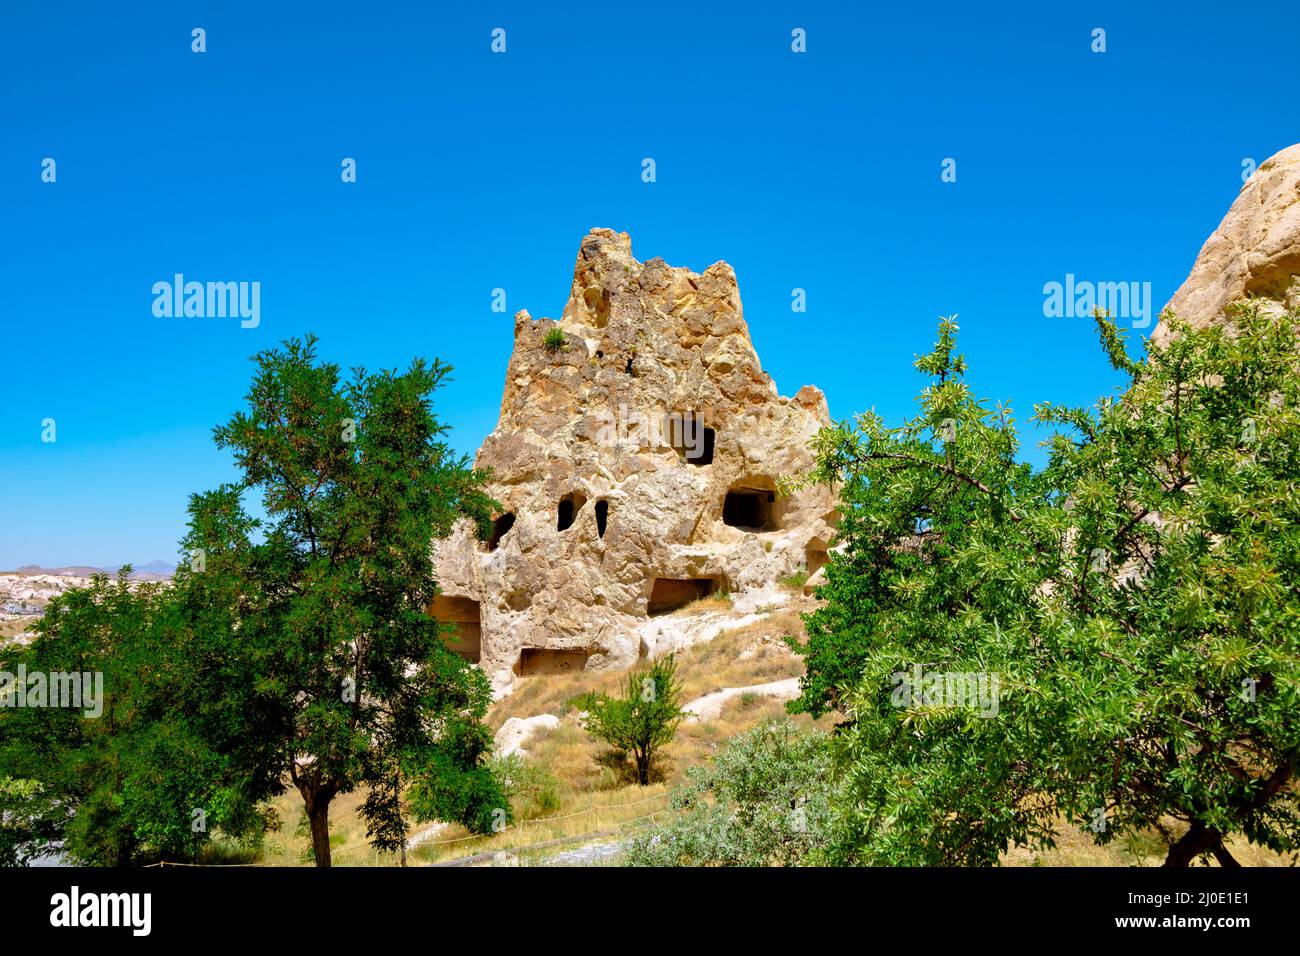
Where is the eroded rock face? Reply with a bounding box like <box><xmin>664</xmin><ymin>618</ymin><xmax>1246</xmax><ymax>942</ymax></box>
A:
<box><xmin>433</xmin><ymin>228</ymin><xmax>836</xmax><ymax>691</ymax></box>
<box><xmin>1155</xmin><ymin>144</ymin><xmax>1300</xmax><ymax>343</ymax></box>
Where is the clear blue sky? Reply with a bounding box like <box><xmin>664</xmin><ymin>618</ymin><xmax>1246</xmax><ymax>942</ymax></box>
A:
<box><xmin>1</xmin><ymin>1</ymin><xmax>1296</xmax><ymax>569</ymax></box>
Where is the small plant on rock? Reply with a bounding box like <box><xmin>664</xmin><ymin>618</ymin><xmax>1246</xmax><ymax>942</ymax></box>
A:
<box><xmin>543</xmin><ymin>327</ymin><xmax>566</xmax><ymax>353</ymax></box>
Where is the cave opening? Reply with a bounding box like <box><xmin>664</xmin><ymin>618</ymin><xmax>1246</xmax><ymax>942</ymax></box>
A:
<box><xmin>486</xmin><ymin>512</ymin><xmax>516</xmax><ymax>551</ymax></box>
<box><xmin>722</xmin><ymin>488</ymin><xmax>777</xmax><ymax>531</ymax></box>
<box><xmin>429</xmin><ymin>595</ymin><xmax>482</xmax><ymax>663</ymax></box>
<box><xmin>805</xmin><ymin>542</ymin><xmax>830</xmax><ymax>576</ymax></box>
<box><xmin>647</xmin><ymin>576</ymin><xmax>721</xmax><ymax>615</ymax></box>
<box><xmin>516</xmin><ymin>647</ymin><xmax>591</xmax><ymax>676</ymax></box>
<box><xmin>691</xmin><ymin>427</ymin><xmax>716</xmax><ymax>466</ymax></box>
<box><xmin>667</xmin><ymin>413</ymin><xmax>715</xmax><ymax>466</ymax></box>
<box><xmin>557</xmin><ymin>492</ymin><xmax>587</xmax><ymax>532</ymax></box>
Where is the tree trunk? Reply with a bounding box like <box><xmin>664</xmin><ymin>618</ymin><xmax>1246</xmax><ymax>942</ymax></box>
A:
<box><xmin>1211</xmin><ymin>843</ymin><xmax>1241</xmax><ymax>867</ymax></box>
<box><xmin>1163</xmin><ymin>820</ymin><xmax>1235</xmax><ymax>867</ymax></box>
<box><xmin>304</xmin><ymin>790</ymin><xmax>334</xmax><ymax>868</ymax></box>
<box><xmin>635</xmin><ymin>749</ymin><xmax>650</xmax><ymax>786</ymax></box>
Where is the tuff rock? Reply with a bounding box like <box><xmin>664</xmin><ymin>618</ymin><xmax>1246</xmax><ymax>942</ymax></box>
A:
<box><xmin>431</xmin><ymin>228</ymin><xmax>837</xmax><ymax>693</ymax></box>
<box><xmin>1155</xmin><ymin>144</ymin><xmax>1300</xmax><ymax>343</ymax></box>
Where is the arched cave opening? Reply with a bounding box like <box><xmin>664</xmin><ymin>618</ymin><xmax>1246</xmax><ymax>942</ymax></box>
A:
<box><xmin>486</xmin><ymin>512</ymin><xmax>516</xmax><ymax>551</ymax></box>
<box><xmin>583</xmin><ymin>286</ymin><xmax>611</xmax><ymax>328</ymax></box>
<box><xmin>595</xmin><ymin>499</ymin><xmax>609</xmax><ymax>538</ymax></box>
<box><xmin>557</xmin><ymin>492</ymin><xmax>587</xmax><ymax>532</ymax></box>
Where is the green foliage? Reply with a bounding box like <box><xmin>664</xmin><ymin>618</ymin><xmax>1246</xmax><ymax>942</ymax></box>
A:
<box><xmin>794</xmin><ymin>307</ymin><xmax>1300</xmax><ymax>866</ymax></box>
<box><xmin>789</xmin><ymin>315</ymin><xmax>1036</xmax><ymax>722</ymax></box>
<box><xmin>0</xmin><ymin>335</ymin><xmax>509</xmax><ymax>867</ymax></box>
<box><xmin>492</xmin><ymin>753</ymin><xmax>562</xmax><ymax>820</ymax></box>
<box><xmin>0</xmin><ymin>573</ymin><xmax>278</xmax><ymax>866</ymax></box>
<box><xmin>571</xmin><ymin>654</ymin><xmax>686</xmax><ymax>785</ymax></box>
<box><xmin>190</xmin><ymin>335</ymin><xmax>508</xmax><ymax>864</ymax></box>
<box><xmin>543</xmin><ymin>327</ymin><xmax>566</xmax><ymax>353</ymax></box>
<box><xmin>780</xmin><ymin>569</ymin><xmax>809</xmax><ymax>590</ymax></box>
<box><xmin>623</xmin><ymin>720</ymin><xmax>833</xmax><ymax>866</ymax></box>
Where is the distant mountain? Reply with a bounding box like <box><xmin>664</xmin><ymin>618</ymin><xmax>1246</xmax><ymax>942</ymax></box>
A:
<box><xmin>4</xmin><ymin>561</ymin><xmax>175</xmax><ymax>580</ymax></box>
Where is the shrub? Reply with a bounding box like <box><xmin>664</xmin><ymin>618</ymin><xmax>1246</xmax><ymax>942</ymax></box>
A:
<box><xmin>623</xmin><ymin>719</ymin><xmax>833</xmax><ymax>866</ymax></box>
<box><xmin>492</xmin><ymin>754</ymin><xmax>562</xmax><ymax>820</ymax></box>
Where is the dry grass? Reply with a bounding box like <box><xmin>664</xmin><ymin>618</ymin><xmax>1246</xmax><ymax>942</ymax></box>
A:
<box><xmin>678</xmin><ymin>591</ymin><xmax>733</xmax><ymax>614</ymax></box>
<box><xmin>1003</xmin><ymin>817</ymin><xmax>1297</xmax><ymax>867</ymax></box>
<box><xmin>253</xmin><ymin>790</ymin><xmax>396</xmax><ymax>867</ymax></box>
<box><xmin>411</xmin><ymin>784</ymin><xmax>674</xmax><ymax>866</ymax></box>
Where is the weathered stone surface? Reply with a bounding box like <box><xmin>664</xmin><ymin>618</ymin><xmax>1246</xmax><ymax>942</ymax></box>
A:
<box><xmin>432</xmin><ymin>229</ymin><xmax>836</xmax><ymax>693</ymax></box>
<box><xmin>494</xmin><ymin>714</ymin><xmax>561</xmax><ymax>757</ymax></box>
<box><xmin>1155</xmin><ymin>144</ymin><xmax>1300</xmax><ymax>343</ymax></box>
<box><xmin>682</xmin><ymin>677</ymin><xmax>802</xmax><ymax>724</ymax></box>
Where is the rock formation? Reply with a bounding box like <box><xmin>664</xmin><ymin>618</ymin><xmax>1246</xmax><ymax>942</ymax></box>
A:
<box><xmin>432</xmin><ymin>228</ymin><xmax>837</xmax><ymax>692</ymax></box>
<box><xmin>1156</xmin><ymin>143</ymin><xmax>1300</xmax><ymax>343</ymax></box>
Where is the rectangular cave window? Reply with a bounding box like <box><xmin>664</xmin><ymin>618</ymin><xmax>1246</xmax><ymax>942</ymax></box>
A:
<box><xmin>429</xmin><ymin>595</ymin><xmax>482</xmax><ymax>663</ymax></box>
<box><xmin>666</xmin><ymin>414</ymin><xmax>715</xmax><ymax>466</ymax></box>
<box><xmin>486</xmin><ymin>512</ymin><xmax>516</xmax><ymax>551</ymax></box>
<box><xmin>647</xmin><ymin>577</ymin><xmax>720</xmax><ymax>615</ymax></box>
<box><xmin>557</xmin><ymin>493</ymin><xmax>587</xmax><ymax>532</ymax></box>
<box><xmin>516</xmin><ymin>647</ymin><xmax>591</xmax><ymax>676</ymax></box>
<box><xmin>693</xmin><ymin>427</ymin><xmax>715</xmax><ymax>465</ymax></box>
<box><xmin>595</xmin><ymin>499</ymin><xmax>609</xmax><ymax>537</ymax></box>
<box><xmin>722</xmin><ymin>488</ymin><xmax>776</xmax><ymax>531</ymax></box>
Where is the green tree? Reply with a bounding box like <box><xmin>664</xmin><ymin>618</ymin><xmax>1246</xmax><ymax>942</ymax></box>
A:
<box><xmin>186</xmin><ymin>335</ymin><xmax>506</xmax><ymax>866</ymax></box>
<box><xmin>795</xmin><ymin>308</ymin><xmax>1300</xmax><ymax>866</ymax></box>
<box><xmin>1029</xmin><ymin>307</ymin><xmax>1300</xmax><ymax>866</ymax></box>
<box><xmin>0</xmin><ymin>335</ymin><xmax>510</xmax><ymax>867</ymax></box>
<box><xmin>572</xmin><ymin>654</ymin><xmax>686</xmax><ymax>785</ymax></box>
<box><xmin>789</xmin><ymin>316</ymin><xmax>1054</xmax><ymax>864</ymax></box>
<box><xmin>0</xmin><ymin>572</ymin><xmax>277</xmax><ymax>866</ymax></box>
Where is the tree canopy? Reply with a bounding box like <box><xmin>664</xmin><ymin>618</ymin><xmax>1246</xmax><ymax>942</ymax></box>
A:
<box><xmin>0</xmin><ymin>335</ymin><xmax>507</xmax><ymax>867</ymax></box>
<box><xmin>791</xmin><ymin>306</ymin><xmax>1300</xmax><ymax>866</ymax></box>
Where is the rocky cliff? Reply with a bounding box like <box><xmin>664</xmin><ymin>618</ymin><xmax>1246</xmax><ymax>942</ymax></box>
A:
<box><xmin>432</xmin><ymin>229</ymin><xmax>837</xmax><ymax>691</ymax></box>
<box><xmin>1156</xmin><ymin>144</ymin><xmax>1300</xmax><ymax>342</ymax></box>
